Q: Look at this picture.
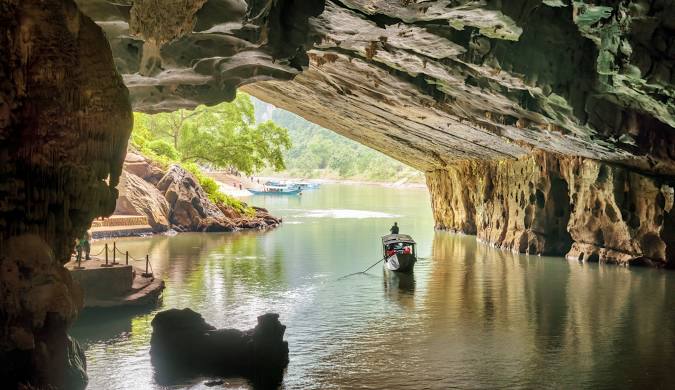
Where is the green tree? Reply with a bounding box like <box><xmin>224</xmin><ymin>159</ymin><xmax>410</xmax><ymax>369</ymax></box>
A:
<box><xmin>132</xmin><ymin>93</ymin><xmax>291</xmax><ymax>175</ymax></box>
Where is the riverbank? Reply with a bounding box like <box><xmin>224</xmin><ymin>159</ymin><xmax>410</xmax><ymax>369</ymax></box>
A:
<box><xmin>102</xmin><ymin>151</ymin><xmax>282</xmax><ymax>238</ymax></box>
<box><xmin>248</xmin><ymin>175</ymin><xmax>427</xmax><ymax>190</ymax></box>
<box><xmin>204</xmin><ymin>170</ymin><xmax>427</xmax><ymax>199</ymax></box>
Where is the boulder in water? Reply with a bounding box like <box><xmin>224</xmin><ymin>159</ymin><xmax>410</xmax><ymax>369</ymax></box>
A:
<box><xmin>150</xmin><ymin>308</ymin><xmax>288</xmax><ymax>386</ymax></box>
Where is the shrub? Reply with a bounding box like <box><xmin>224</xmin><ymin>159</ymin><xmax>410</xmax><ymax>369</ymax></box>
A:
<box><xmin>182</xmin><ymin>163</ymin><xmax>255</xmax><ymax>217</ymax></box>
<box><xmin>147</xmin><ymin>140</ymin><xmax>180</xmax><ymax>160</ymax></box>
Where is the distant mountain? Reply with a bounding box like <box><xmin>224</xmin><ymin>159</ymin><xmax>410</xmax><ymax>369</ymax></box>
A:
<box><xmin>251</xmin><ymin>97</ymin><xmax>422</xmax><ymax>182</ymax></box>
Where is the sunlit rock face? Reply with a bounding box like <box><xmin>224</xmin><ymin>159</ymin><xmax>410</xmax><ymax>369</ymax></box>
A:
<box><xmin>244</xmin><ymin>1</ymin><xmax>675</xmax><ymax>175</ymax></box>
<box><xmin>75</xmin><ymin>0</ymin><xmax>324</xmax><ymax>112</ymax></box>
<box><xmin>0</xmin><ymin>0</ymin><xmax>131</xmax><ymax>387</ymax></box>
<box><xmin>427</xmin><ymin>152</ymin><xmax>675</xmax><ymax>267</ymax></box>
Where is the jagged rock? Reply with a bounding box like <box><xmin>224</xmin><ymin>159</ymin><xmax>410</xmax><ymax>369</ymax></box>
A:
<box><xmin>0</xmin><ymin>0</ymin><xmax>131</xmax><ymax>387</ymax></box>
<box><xmin>427</xmin><ymin>151</ymin><xmax>675</xmax><ymax>267</ymax></box>
<box><xmin>0</xmin><ymin>235</ymin><xmax>87</xmax><ymax>389</ymax></box>
<box><xmin>75</xmin><ymin>0</ymin><xmax>325</xmax><ymax>112</ymax></box>
<box><xmin>218</xmin><ymin>205</ymin><xmax>282</xmax><ymax>230</ymax></box>
<box><xmin>150</xmin><ymin>308</ymin><xmax>288</xmax><ymax>385</ymax></box>
<box><xmin>156</xmin><ymin>165</ymin><xmax>236</xmax><ymax>232</ymax></box>
<box><xmin>123</xmin><ymin>152</ymin><xmax>166</xmax><ymax>185</ymax></box>
<box><xmin>116</xmin><ymin>171</ymin><xmax>171</xmax><ymax>232</ymax></box>
<box><xmin>76</xmin><ymin>1</ymin><xmax>674</xmax><ymax>177</ymax></box>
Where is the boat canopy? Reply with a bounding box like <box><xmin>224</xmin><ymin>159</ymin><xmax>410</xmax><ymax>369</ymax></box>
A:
<box><xmin>382</xmin><ymin>234</ymin><xmax>416</xmax><ymax>245</ymax></box>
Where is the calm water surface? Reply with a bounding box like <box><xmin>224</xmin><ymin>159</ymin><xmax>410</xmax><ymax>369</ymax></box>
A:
<box><xmin>73</xmin><ymin>184</ymin><xmax>675</xmax><ymax>389</ymax></box>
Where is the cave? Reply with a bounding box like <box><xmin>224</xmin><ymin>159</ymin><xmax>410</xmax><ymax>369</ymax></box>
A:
<box><xmin>1</xmin><ymin>0</ymin><xmax>674</xmax><ymax>388</ymax></box>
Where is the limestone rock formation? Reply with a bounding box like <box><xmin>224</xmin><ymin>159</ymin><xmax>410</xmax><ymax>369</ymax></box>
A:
<box><xmin>156</xmin><ymin>165</ymin><xmax>236</xmax><ymax>232</ymax></box>
<box><xmin>150</xmin><ymin>308</ymin><xmax>288</xmax><ymax>386</ymax></box>
<box><xmin>75</xmin><ymin>0</ymin><xmax>325</xmax><ymax>112</ymax></box>
<box><xmin>427</xmin><ymin>151</ymin><xmax>675</xmax><ymax>267</ymax></box>
<box><xmin>0</xmin><ymin>0</ymin><xmax>131</xmax><ymax>388</ymax></box>
<box><xmin>123</xmin><ymin>152</ymin><xmax>166</xmax><ymax>185</ymax></box>
<box><xmin>116</xmin><ymin>170</ymin><xmax>171</xmax><ymax>232</ymax></box>
<box><xmin>78</xmin><ymin>1</ymin><xmax>673</xmax><ymax>175</ymax></box>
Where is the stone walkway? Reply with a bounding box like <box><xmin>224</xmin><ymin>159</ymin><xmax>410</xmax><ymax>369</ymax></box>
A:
<box><xmin>66</xmin><ymin>257</ymin><xmax>164</xmax><ymax>309</ymax></box>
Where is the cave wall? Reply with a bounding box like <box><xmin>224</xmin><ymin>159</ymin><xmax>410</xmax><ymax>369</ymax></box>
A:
<box><xmin>427</xmin><ymin>152</ymin><xmax>675</xmax><ymax>267</ymax></box>
<box><xmin>75</xmin><ymin>0</ymin><xmax>325</xmax><ymax>112</ymax></box>
<box><xmin>0</xmin><ymin>0</ymin><xmax>132</xmax><ymax>388</ymax></box>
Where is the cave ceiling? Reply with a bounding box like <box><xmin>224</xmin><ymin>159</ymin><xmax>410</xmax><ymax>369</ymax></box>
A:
<box><xmin>76</xmin><ymin>0</ymin><xmax>675</xmax><ymax>173</ymax></box>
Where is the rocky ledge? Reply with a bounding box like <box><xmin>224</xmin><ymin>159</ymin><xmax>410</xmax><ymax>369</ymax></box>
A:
<box><xmin>150</xmin><ymin>309</ymin><xmax>288</xmax><ymax>386</ymax></box>
<box><xmin>116</xmin><ymin>152</ymin><xmax>281</xmax><ymax>234</ymax></box>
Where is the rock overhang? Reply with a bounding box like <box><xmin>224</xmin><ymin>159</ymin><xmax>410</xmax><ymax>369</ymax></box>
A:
<box><xmin>76</xmin><ymin>0</ymin><xmax>674</xmax><ymax>175</ymax></box>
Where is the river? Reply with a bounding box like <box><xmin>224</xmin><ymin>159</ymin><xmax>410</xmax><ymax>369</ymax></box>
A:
<box><xmin>73</xmin><ymin>184</ymin><xmax>675</xmax><ymax>389</ymax></box>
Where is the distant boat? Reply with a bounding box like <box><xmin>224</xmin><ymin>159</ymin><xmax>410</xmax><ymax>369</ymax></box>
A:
<box><xmin>382</xmin><ymin>234</ymin><xmax>417</xmax><ymax>273</ymax></box>
<box><xmin>295</xmin><ymin>182</ymin><xmax>320</xmax><ymax>190</ymax></box>
<box><xmin>250</xmin><ymin>184</ymin><xmax>302</xmax><ymax>195</ymax></box>
<box><xmin>264</xmin><ymin>180</ymin><xmax>288</xmax><ymax>187</ymax></box>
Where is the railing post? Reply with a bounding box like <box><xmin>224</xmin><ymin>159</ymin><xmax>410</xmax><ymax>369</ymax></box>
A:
<box><xmin>74</xmin><ymin>250</ymin><xmax>84</xmax><ymax>270</ymax></box>
<box><xmin>142</xmin><ymin>254</ymin><xmax>153</xmax><ymax>277</ymax></box>
<box><xmin>112</xmin><ymin>242</ymin><xmax>117</xmax><ymax>265</ymax></box>
<box><xmin>101</xmin><ymin>243</ymin><xmax>112</xmax><ymax>267</ymax></box>
<box><xmin>126</xmin><ymin>251</ymin><xmax>129</xmax><ymax>265</ymax></box>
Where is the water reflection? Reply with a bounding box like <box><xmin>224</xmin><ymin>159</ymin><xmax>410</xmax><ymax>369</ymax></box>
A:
<box><xmin>422</xmin><ymin>231</ymin><xmax>675</xmax><ymax>388</ymax></box>
<box><xmin>73</xmin><ymin>185</ymin><xmax>675</xmax><ymax>389</ymax></box>
<box><xmin>383</xmin><ymin>269</ymin><xmax>416</xmax><ymax>309</ymax></box>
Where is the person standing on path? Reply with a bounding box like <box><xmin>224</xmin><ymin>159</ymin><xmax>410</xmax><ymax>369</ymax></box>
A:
<box><xmin>77</xmin><ymin>231</ymin><xmax>91</xmax><ymax>260</ymax></box>
<box><xmin>390</xmin><ymin>222</ymin><xmax>399</xmax><ymax>235</ymax></box>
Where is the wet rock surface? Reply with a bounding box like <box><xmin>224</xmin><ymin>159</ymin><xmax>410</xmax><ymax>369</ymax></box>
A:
<box><xmin>427</xmin><ymin>151</ymin><xmax>675</xmax><ymax>267</ymax></box>
<box><xmin>150</xmin><ymin>308</ymin><xmax>288</xmax><ymax>386</ymax></box>
<box><xmin>0</xmin><ymin>0</ymin><xmax>131</xmax><ymax>388</ymax></box>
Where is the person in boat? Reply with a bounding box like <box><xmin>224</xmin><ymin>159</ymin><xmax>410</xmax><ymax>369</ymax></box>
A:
<box><xmin>390</xmin><ymin>222</ymin><xmax>399</xmax><ymax>235</ymax></box>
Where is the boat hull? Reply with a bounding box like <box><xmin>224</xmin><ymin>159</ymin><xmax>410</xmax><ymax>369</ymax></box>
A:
<box><xmin>249</xmin><ymin>189</ymin><xmax>302</xmax><ymax>195</ymax></box>
<box><xmin>384</xmin><ymin>253</ymin><xmax>416</xmax><ymax>273</ymax></box>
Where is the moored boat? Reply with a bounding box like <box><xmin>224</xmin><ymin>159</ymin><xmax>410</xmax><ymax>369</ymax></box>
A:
<box><xmin>382</xmin><ymin>234</ymin><xmax>417</xmax><ymax>273</ymax></box>
<box><xmin>250</xmin><ymin>184</ymin><xmax>302</xmax><ymax>195</ymax></box>
<box><xmin>296</xmin><ymin>182</ymin><xmax>320</xmax><ymax>190</ymax></box>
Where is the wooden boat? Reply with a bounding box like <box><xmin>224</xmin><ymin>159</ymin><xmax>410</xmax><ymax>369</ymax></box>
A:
<box><xmin>266</xmin><ymin>180</ymin><xmax>319</xmax><ymax>190</ymax></box>
<box><xmin>250</xmin><ymin>185</ymin><xmax>302</xmax><ymax>195</ymax></box>
<box><xmin>382</xmin><ymin>234</ymin><xmax>417</xmax><ymax>273</ymax></box>
<box><xmin>295</xmin><ymin>182</ymin><xmax>320</xmax><ymax>190</ymax></box>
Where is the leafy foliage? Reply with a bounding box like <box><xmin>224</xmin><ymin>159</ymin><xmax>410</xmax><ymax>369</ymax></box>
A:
<box><xmin>132</xmin><ymin>93</ymin><xmax>290</xmax><ymax>175</ymax></box>
<box><xmin>129</xmin><ymin>94</ymin><xmax>286</xmax><ymax>216</ymax></box>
